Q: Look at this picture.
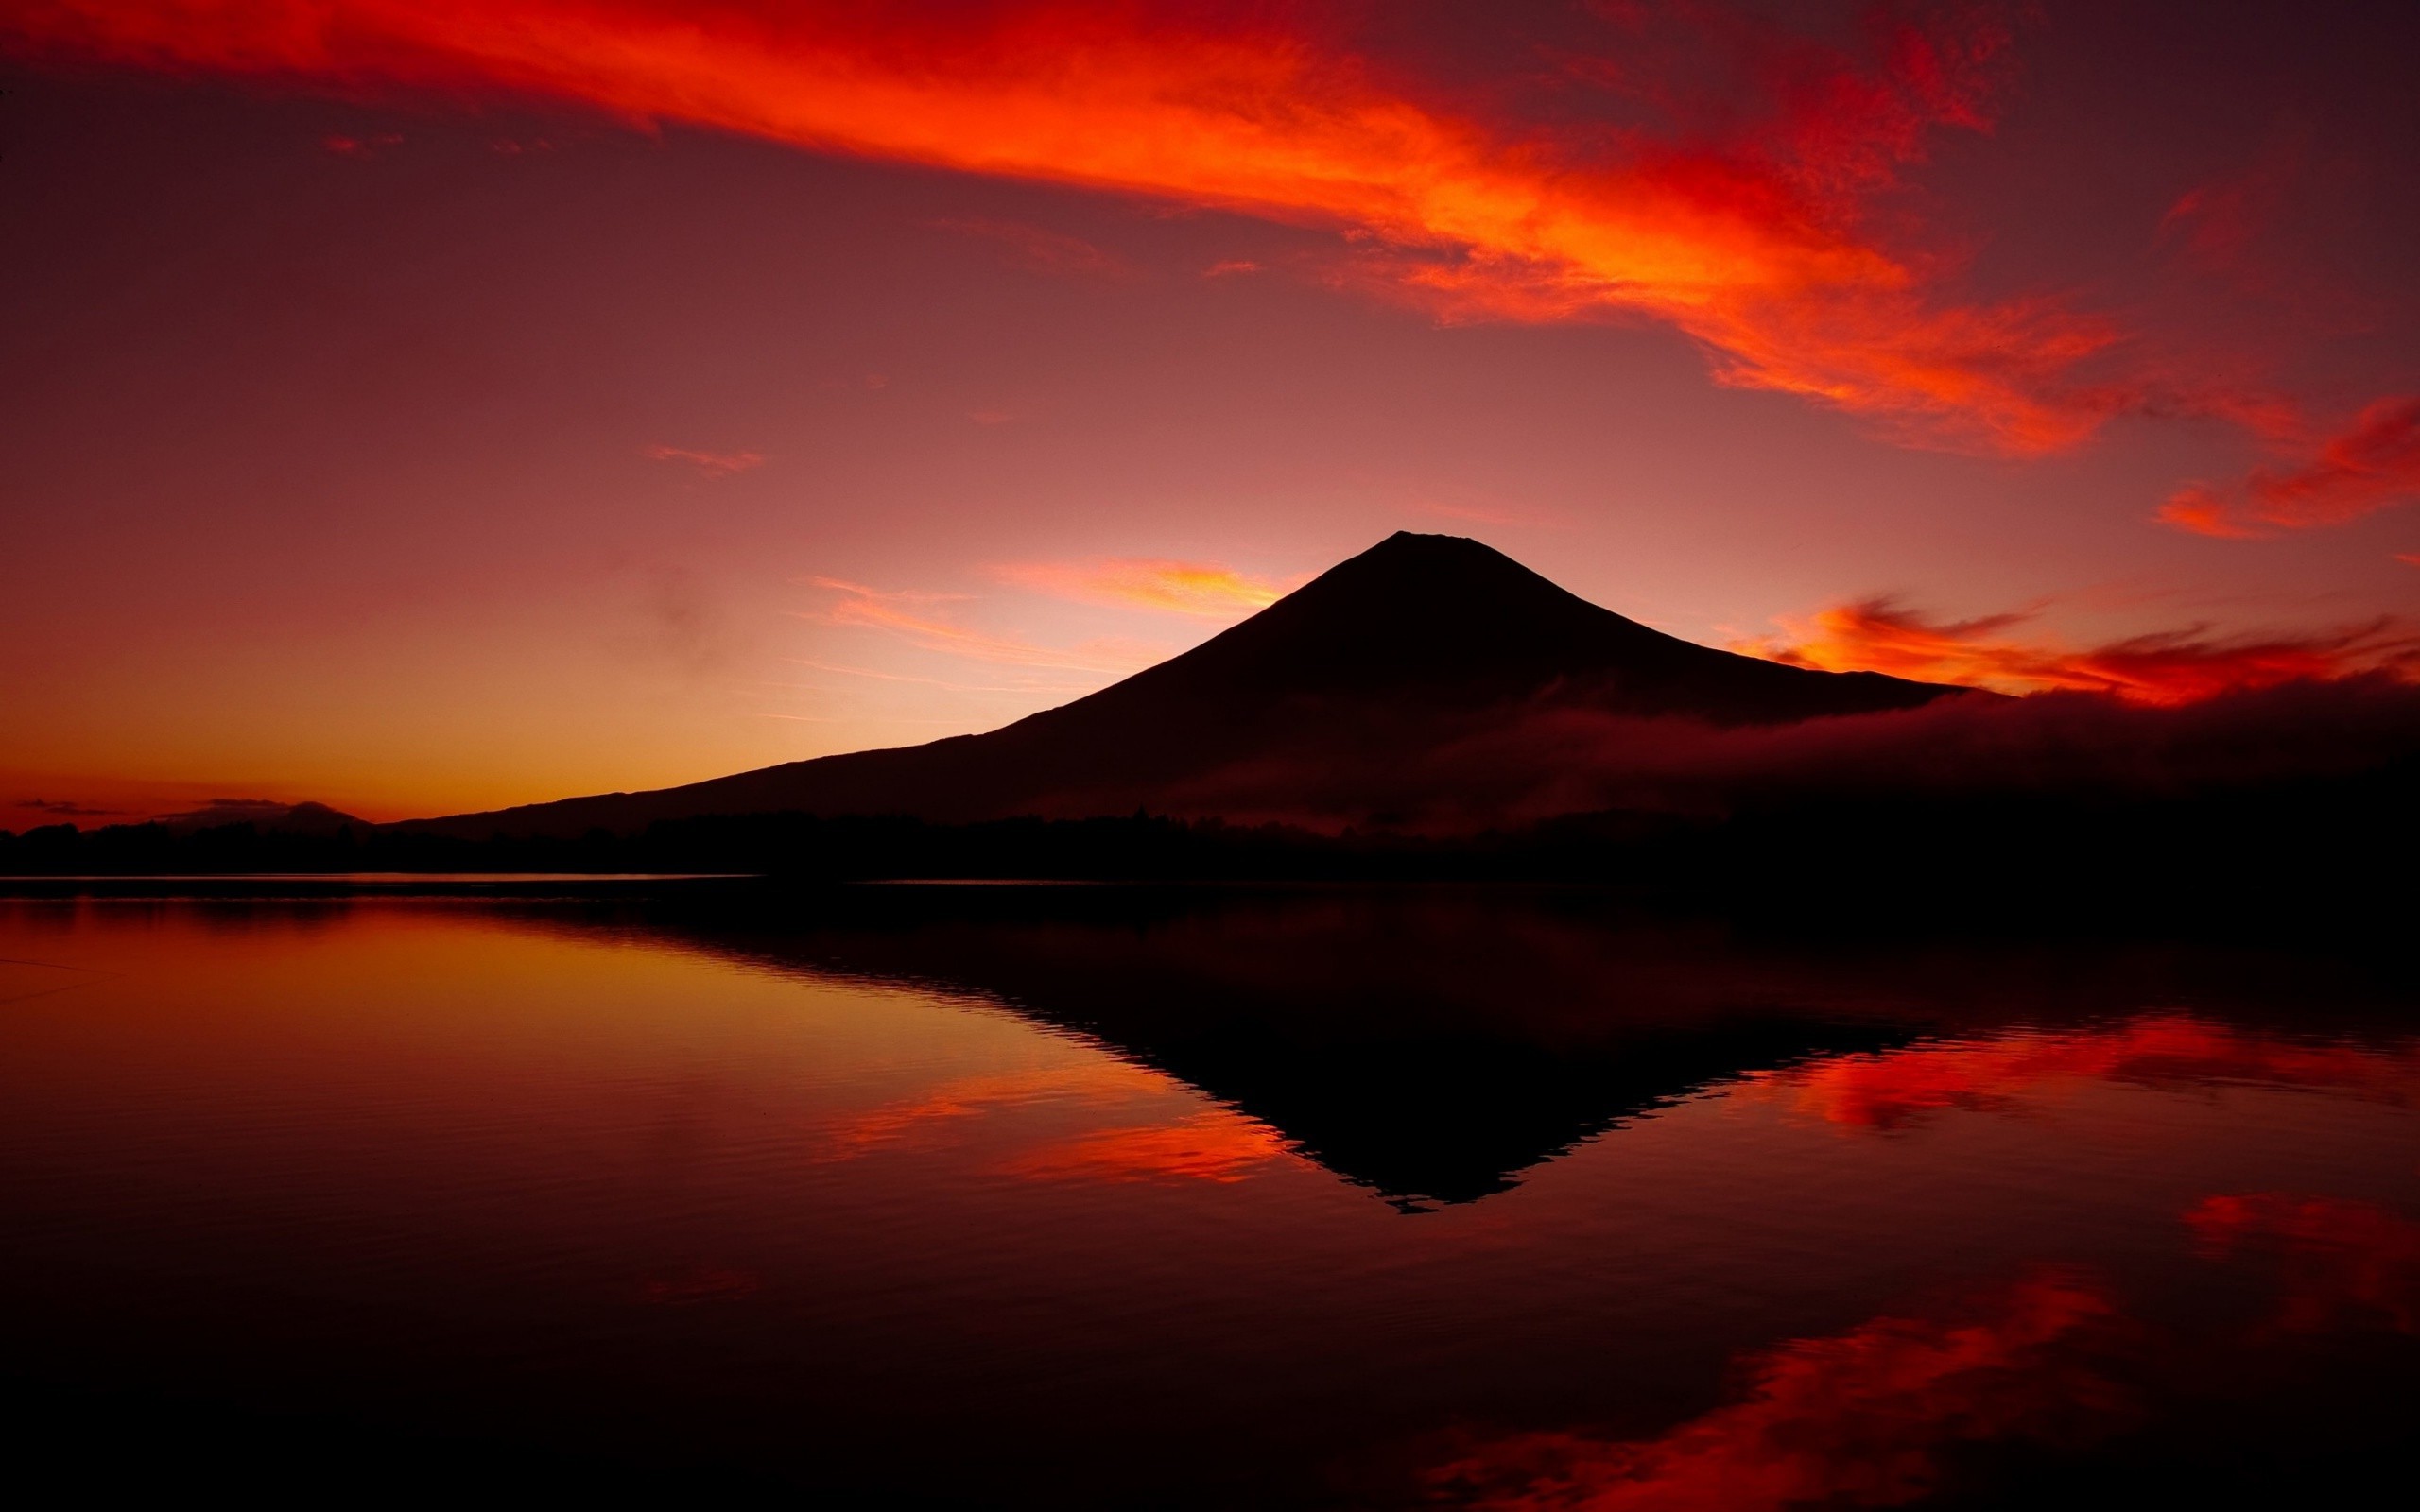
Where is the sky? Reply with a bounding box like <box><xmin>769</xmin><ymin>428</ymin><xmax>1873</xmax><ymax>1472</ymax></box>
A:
<box><xmin>3</xmin><ymin>0</ymin><xmax>2416</xmax><ymax>826</ymax></box>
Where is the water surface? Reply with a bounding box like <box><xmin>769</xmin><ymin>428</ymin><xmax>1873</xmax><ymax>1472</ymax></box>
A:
<box><xmin>2</xmin><ymin>887</ymin><xmax>2413</xmax><ymax>1505</ymax></box>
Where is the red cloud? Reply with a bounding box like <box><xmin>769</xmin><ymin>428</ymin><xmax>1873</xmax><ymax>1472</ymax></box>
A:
<box><xmin>1750</xmin><ymin>1018</ymin><xmax>2420</xmax><ymax>1134</ymax></box>
<box><xmin>2152</xmin><ymin>486</ymin><xmax>2267</xmax><ymax>540</ymax></box>
<box><xmin>2157</xmin><ymin>396</ymin><xmax>2420</xmax><ymax>537</ymax></box>
<box><xmin>1737</xmin><ymin>598</ymin><xmax>2420</xmax><ymax>703</ymax></box>
<box><xmin>1428</xmin><ymin>1270</ymin><xmax>2131</xmax><ymax>1511</ymax></box>
<box><xmin>0</xmin><ymin>0</ymin><xmax>2145</xmax><ymax>455</ymax></box>
<box><xmin>2188</xmin><ymin>1194</ymin><xmax>2420</xmax><ymax>1336</ymax></box>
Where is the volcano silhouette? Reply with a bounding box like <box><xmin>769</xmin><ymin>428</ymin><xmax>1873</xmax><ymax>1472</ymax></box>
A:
<box><xmin>414</xmin><ymin>532</ymin><xmax>1966</xmax><ymax>838</ymax></box>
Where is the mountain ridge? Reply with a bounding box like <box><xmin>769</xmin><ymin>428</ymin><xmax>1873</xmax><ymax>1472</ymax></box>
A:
<box><xmin>405</xmin><ymin>532</ymin><xmax>1973</xmax><ymax>838</ymax></box>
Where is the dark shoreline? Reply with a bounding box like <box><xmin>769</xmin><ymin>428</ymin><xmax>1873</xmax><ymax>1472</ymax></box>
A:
<box><xmin>5</xmin><ymin>770</ymin><xmax>2411</xmax><ymax>945</ymax></box>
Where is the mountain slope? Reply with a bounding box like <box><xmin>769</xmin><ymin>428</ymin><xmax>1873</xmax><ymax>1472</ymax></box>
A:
<box><xmin>409</xmin><ymin>533</ymin><xmax>1970</xmax><ymax>837</ymax></box>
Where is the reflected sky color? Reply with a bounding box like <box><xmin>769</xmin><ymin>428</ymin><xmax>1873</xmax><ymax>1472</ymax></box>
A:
<box><xmin>1000</xmin><ymin>1111</ymin><xmax>1299</xmax><ymax>1186</ymax></box>
<box><xmin>2187</xmin><ymin>1193</ymin><xmax>2420</xmax><ymax>1336</ymax></box>
<box><xmin>1430</xmin><ymin>1269</ymin><xmax>2133</xmax><ymax>1512</ymax></box>
<box><xmin>1437</xmin><ymin>1192</ymin><xmax>2420</xmax><ymax>1510</ymax></box>
<box><xmin>2</xmin><ymin>894</ymin><xmax>2415</xmax><ymax>1503</ymax></box>
<box><xmin>810</xmin><ymin>1062</ymin><xmax>1177</xmax><ymax>1161</ymax></box>
<box><xmin>1741</xmin><ymin>1016</ymin><xmax>2420</xmax><ymax>1131</ymax></box>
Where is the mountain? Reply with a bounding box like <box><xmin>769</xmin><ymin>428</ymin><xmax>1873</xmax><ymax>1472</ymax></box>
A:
<box><xmin>408</xmin><ymin>532</ymin><xmax>1971</xmax><ymax>839</ymax></box>
<box><xmin>628</xmin><ymin>887</ymin><xmax>1917</xmax><ymax>1207</ymax></box>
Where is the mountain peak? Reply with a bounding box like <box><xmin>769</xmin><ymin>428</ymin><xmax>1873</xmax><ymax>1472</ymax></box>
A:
<box><xmin>1340</xmin><ymin>530</ymin><xmax>1534</xmax><ymax>578</ymax></box>
<box><xmin>408</xmin><ymin>532</ymin><xmax>1973</xmax><ymax>837</ymax></box>
<box><xmin>1256</xmin><ymin>530</ymin><xmax>1593</xmax><ymax>625</ymax></box>
<box><xmin>1171</xmin><ymin>529</ymin><xmax>1665</xmax><ymax>696</ymax></box>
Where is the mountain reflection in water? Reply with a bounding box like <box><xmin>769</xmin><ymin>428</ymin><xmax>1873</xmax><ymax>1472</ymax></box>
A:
<box><xmin>612</xmin><ymin>885</ymin><xmax>2413</xmax><ymax>1208</ymax></box>
<box><xmin>0</xmin><ymin>884</ymin><xmax>2413</xmax><ymax>1507</ymax></box>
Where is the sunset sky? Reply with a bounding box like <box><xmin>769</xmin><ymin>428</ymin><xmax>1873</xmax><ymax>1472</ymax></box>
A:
<box><xmin>5</xmin><ymin>0</ymin><xmax>2417</xmax><ymax>826</ymax></box>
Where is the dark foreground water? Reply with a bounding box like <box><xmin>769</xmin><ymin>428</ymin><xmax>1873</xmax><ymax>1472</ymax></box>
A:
<box><xmin>2</xmin><ymin>885</ymin><xmax>2414</xmax><ymax>1507</ymax></box>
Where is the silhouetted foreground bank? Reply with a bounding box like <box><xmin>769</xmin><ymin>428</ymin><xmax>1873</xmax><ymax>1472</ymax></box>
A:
<box><xmin>6</xmin><ymin>764</ymin><xmax>2411</xmax><ymax>936</ymax></box>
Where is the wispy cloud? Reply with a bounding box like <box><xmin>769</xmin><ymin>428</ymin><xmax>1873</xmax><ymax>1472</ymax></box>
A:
<box><xmin>994</xmin><ymin>558</ymin><xmax>1296</xmax><ymax>617</ymax></box>
<box><xmin>642</xmin><ymin>443</ymin><xmax>765</xmax><ymax>477</ymax></box>
<box><xmin>2157</xmin><ymin>128</ymin><xmax>2308</xmax><ymax>281</ymax></box>
<box><xmin>1737</xmin><ymin>597</ymin><xmax>2420</xmax><ymax>703</ymax></box>
<box><xmin>2152</xmin><ymin>487</ymin><xmax>2268</xmax><ymax>540</ymax></box>
<box><xmin>2157</xmin><ymin>396</ymin><xmax>2420</xmax><ymax>537</ymax></box>
<box><xmin>801</xmin><ymin>577</ymin><xmax>1161</xmax><ymax>674</ymax></box>
<box><xmin>149</xmin><ymin>798</ymin><xmax>316</xmax><ymax>825</ymax></box>
<box><xmin>14</xmin><ymin>798</ymin><xmax>124</xmax><ymax>817</ymax></box>
<box><xmin>5</xmin><ymin>0</ymin><xmax>2198</xmax><ymax>456</ymax></box>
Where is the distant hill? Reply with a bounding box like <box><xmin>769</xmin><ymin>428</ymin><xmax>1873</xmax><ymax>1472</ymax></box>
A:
<box><xmin>406</xmin><ymin>532</ymin><xmax>1970</xmax><ymax>839</ymax></box>
<box><xmin>154</xmin><ymin>799</ymin><xmax>365</xmax><ymax>835</ymax></box>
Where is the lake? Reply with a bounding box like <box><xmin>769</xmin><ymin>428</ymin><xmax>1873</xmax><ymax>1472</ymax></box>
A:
<box><xmin>2</xmin><ymin>884</ymin><xmax>2413</xmax><ymax>1506</ymax></box>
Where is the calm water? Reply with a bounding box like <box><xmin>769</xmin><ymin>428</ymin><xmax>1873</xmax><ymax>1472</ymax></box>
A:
<box><xmin>2</xmin><ymin>885</ymin><xmax>2414</xmax><ymax>1506</ymax></box>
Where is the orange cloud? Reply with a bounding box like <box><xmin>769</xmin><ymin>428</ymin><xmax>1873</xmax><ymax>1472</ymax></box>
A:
<box><xmin>1749</xmin><ymin>1018</ymin><xmax>2420</xmax><ymax>1134</ymax></box>
<box><xmin>1428</xmin><ymin>1270</ymin><xmax>2129</xmax><ymax>1511</ymax></box>
<box><xmin>642</xmin><ymin>442</ymin><xmax>764</xmax><ymax>477</ymax></box>
<box><xmin>2188</xmin><ymin>1194</ymin><xmax>2420</xmax><ymax>1336</ymax></box>
<box><xmin>994</xmin><ymin>558</ymin><xmax>1294</xmax><ymax>616</ymax></box>
<box><xmin>1738</xmin><ymin>598</ymin><xmax>2420</xmax><ymax>704</ymax></box>
<box><xmin>998</xmin><ymin>1110</ymin><xmax>1294</xmax><ymax>1185</ymax></box>
<box><xmin>814</xmin><ymin>1064</ymin><xmax>1289</xmax><ymax>1185</ymax></box>
<box><xmin>2157</xmin><ymin>396</ymin><xmax>2420</xmax><ymax>537</ymax></box>
<box><xmin>0</xmin><ymin>0</ymin><xmax>2139</xmax><ymax>454</ymax></box>
<box><xmin>802</xmin><ymin>576</ymin><xmax>1161</xmax><ymax>675</ymax></box>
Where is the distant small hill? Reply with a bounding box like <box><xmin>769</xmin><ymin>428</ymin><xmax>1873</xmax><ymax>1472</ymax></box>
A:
<box><xmin>155</xmin><ymin>799</ymin><xmax>365</xmax><ymax>835</ymax></box>
<box><xmin>406</xmin><ymin>532</ymin><xmax>1971</xmax><ymax>839</ymax></box>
